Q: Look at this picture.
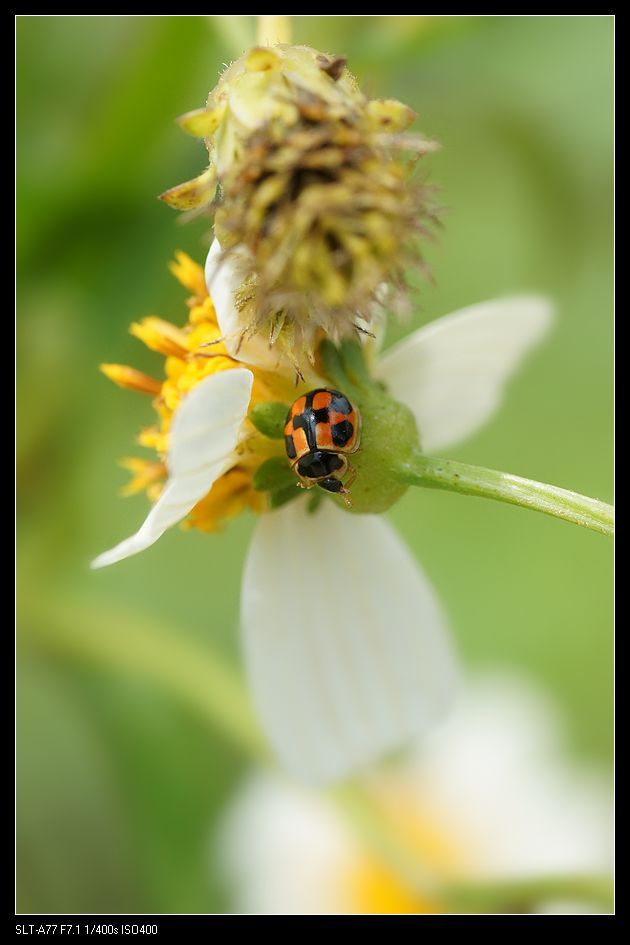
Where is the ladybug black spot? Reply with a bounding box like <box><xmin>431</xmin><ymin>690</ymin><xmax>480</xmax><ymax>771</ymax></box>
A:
<box><xmin>331</xmin><ymin>420</ymin><xmax>353</xmax><ymax>447</ymax></box>
<box><xmin>329</xmin><ymin>392</ymin><xmax>352</xmax><ymax>414</ymax></box>
<box><xmin>313</xmin><ymin>407</ymin><xmax>331</xmax><ymax>424</ymax></box>
<box><xmin>292</xmin><ymin>407</ymin><xmax>316</xmax><ymax>451</ymax></box>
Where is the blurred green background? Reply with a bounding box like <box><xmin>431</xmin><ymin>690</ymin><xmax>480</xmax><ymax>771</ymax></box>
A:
<box><xmin>17</xmin><ymin>15</ymin><xmax>613</xmax><ymax>913</ymax></box>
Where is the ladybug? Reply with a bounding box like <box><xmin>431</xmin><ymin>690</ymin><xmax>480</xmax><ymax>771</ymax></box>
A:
<box><xmin>284</xmin><ymin>388</ymin><xmax>361</xmax><ymax>501</ymax></box>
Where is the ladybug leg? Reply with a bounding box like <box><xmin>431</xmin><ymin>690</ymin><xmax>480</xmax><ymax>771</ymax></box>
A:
<box><xmin>333</xmin><ymin>483</ymin><xmax>353</xmax><ymax>509</ymax></box>
<box><xmin>334</xmin><ymin>464</ymin><xmax>356</xmax><ymax>509</ymax></box>
<box><xmin>339</xmin><ymin>489</ymin><xmax>353</xmax><ymax>509</ymax></box>
<box><xmin>344</xmin><ymin>463</ymin><xmax>358</xmax><ymax>490</ymax></box>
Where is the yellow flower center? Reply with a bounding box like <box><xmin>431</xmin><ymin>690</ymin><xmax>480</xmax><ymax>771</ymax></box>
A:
<box><xmin>347</xmin><ymin>858</ymin><xmax>444</xmax><ymax>914</ymax></box>
<box><xmin>343</xmin><ymin>783</ymin><xmax>474</xmax><ymax>914</ymax></box>
<box><xmin>101</xmin><ymin>252</ymin><xmax>295</xmax><ymax>532</ymax></box>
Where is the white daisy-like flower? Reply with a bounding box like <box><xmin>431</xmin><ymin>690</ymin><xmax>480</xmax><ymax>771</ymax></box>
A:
<box><xmin>215</xmin><ymin>674</ymin><xmax>613</xmax><ymax>915</ymax></box>
<box><xmin>93</xmin><ymin>245</ymin><xmax>552</xmax><ymax>785</ymax></box>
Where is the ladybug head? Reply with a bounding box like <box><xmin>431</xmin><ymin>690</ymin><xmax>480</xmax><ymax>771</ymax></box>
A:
<box><xmin>317</xmin><ymin>477</ymin><xmax>344</xmax><ymax>494</ymax></box>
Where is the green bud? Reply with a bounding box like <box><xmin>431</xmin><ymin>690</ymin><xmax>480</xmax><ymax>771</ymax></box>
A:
<box><xmin>338</xmin><ymin>390</ymin><xmax>419</xmax><ymax>514</ymax></box>
<box><xmin>251</xmin><ymin>342</ymin><xmax>421</xmax><ymax>516</ymax></box>
<box><xmin>319</xmin><ymin>339</ymin><xmax>420</xmax><ymax>515</ymax></box>
<box><xmin>249</xmin><ymin>401</ymin><xmax>289</xmax><ymax>439</ymax></box>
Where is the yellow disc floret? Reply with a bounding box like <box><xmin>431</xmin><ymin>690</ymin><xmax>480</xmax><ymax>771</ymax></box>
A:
<box><xmin>101</xmin><ymin>253</ymin><xmax>294</xmax><ymax>532</ymax></box>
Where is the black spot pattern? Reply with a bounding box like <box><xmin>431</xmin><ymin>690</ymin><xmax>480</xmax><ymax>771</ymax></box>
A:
<box><xmin>331</xmin><ymin>420</ymin><xmax>353</xmax><ymax>447</ymax></box>
<box><xmin>313</xmin><ymin>407</ymin><xmax>330</xmax><ymax>425</ymax></box>
<box><xmin>329</xmin><ymin>391</ymin><xmax>352</xmax><ymax>414</ymax></box>
<box><xmin>291</xmin><ymin>393</ymin><xmax>317</xmax><ymax>450</ymax></box>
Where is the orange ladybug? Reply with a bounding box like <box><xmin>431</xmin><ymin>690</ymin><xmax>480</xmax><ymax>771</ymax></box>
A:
<box><xmin>284</xmin><ymin>388</ymin><xmax>361</xmax><ymax>501</ymax></box>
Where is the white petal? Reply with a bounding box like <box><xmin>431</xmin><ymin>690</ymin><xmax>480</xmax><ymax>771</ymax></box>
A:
<box><xmin>376</xmin><ymin>296</ymin><xmax>553</xmax><ymax>453</ymax></box>
<box><xmin>216</xmin><ymin>674</ymin><xmax>612</xmax><ymax>915</ymax></box>
<box><xmin>91</xmin><ymin>368</ymin><xmax>253</xmax><ymax>568</ymax></box>
<box><xmin>393</xmin><ymin>674</ymin><xmax>613</xmax><ymax>880</ymax></box>
<box><xmin>241</xmin><ymin>499</ymin><xmax>458</xmax><ymax>784</ymax></box>
<box><xmin>205</xmin><ymin>240</ymin><xmax>295</xmax><ymax>374</ymax></box>
<box><xmin>216</xmin><ymin>773</ymin><xmax>354</xmax><ymax>915</ymax></box>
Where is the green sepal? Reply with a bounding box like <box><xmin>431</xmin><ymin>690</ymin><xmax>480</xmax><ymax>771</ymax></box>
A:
<box><xmin>253</xmin><ymin>456</ymin><xmax>295</xmax><ymax>492</ymax></box>
<box><xmin>318</xmin><ymin>338</ymin><xmax>420</xmax><ymax>515</ymax></box>
<box><xmin>249</xmin><ymin>401</ymin><xmax>289</xmax><ymax>439</ymax></box>
<box><xmin>319</xmin><ymin>338</ymin><xmax>353</xmax><ymax>394</ymax></box>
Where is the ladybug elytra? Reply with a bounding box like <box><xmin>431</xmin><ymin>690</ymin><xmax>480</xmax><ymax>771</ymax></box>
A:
<box><xmin>284</xmin><ymin>388</ymin><xmax>361</xmax><ymax>501</ymax></box>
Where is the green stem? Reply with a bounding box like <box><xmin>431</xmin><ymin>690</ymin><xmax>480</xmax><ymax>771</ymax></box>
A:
<box><xmin>399</xmin><ymin>452</ymin><xmax>614</xmax><ymax>537</ymax></box>
<box><xmin>330</xmin><ymin>785</ymin><xmax>613</xmax><ymax>913</ymax></box>
<box><xmin>330</xmin><ymin>783</ymin><xmax>442</xmax><ymax>898</ymax></box>
<box><xmin>20</xmin><ymin>597</ymin><xmax>267</xmax><ymax>761</ymax></box>
<box><xmin>210</xmin><ymin>16</ymin><xmax>256</xmax><ymax>57</ymax></box>
<box><xmin>257</xmin><ymin>15</ymin><xmax>292</xmax><ymax>45</ymax></box>
<box><xmin>443</xmin><ymin>874</ymin><xmax>614</xmax><ymax>914</ymax></box>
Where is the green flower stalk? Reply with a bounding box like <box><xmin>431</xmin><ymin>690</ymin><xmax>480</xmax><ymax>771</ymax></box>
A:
<box><xmin>250</xmin><ymin>336</ymin><xmax>614</xmax><ymax>535</ymax></box>
<box><xmin>161</xmin><ymin>42</ymin><xmax>437</xmax><ymax>363</ymax></box>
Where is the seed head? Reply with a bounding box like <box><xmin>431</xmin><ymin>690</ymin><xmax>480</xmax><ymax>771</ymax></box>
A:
<box><xmin>161</xmin><ymin>44</ymin><xmax>439</xmax><ymax>362</ymax></box>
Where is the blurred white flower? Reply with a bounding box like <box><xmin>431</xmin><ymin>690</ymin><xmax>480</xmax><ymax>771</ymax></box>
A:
<box><xmin>93</xmin><ymin>248</ymin><xmax>552</xmax><ymax>785</ymax></box>
<box><xmin>216</xmin><ymin>674</ymin><xmax>612</xmax><ymax>915</ymax></box>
